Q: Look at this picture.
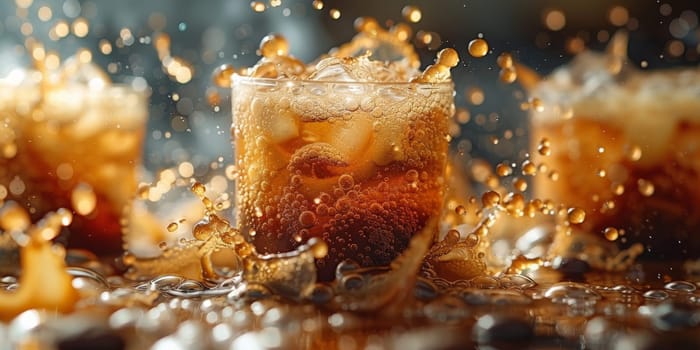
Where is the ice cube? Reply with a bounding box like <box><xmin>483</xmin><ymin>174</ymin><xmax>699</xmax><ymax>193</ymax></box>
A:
<box><xmin>308</xmin><ymin>57</ymin><xmax>357</xmax><ymax>82</ymax></box>
<box><xmin>543</xmin><ymin>33</ymin><xmax>634</xmax><ymax>102</ymax></box>
<box><xmin>69</xmin><ymin>107</ymin><xmax>102</xmax><ymax>137</ymax></box>
<box><xmin>59</xmin><ymin>56</ymin><xmax>111</xmax><ymax>89</ymax></box>
<box><xmin>367</xmin><ymin>118</ymin><xmax>406</xmax><ymax>166</ymax></box>
<box><xmin>321</xmin><ymin>113</ymin><xmax>377</xmax><ymax>180</ymax></box>
<box><xmin>309</xmin><ymin>56</ymin><xmax>411</xmax><ymax>83</ymax></box>
<box><xmin>321</xmin><ymin>114</ymin><xmax>373</xmax><ymax>163</ymax></box>
<box><xmin>42</xmin><ymin>86</ymin><xmax>85</xmax><ymax>123</ymax></box>
<box><xmin>264</xmin><ymin>110</ymin><xmax>299</xmax><ymax>145</ymax></box>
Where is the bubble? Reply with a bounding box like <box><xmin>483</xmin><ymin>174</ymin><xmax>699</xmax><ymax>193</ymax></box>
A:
<box><xmin>251</xmin><ymin>1</ymin><xmax>266</xmax><ymax>12</ymax></box>
<box><xmin>212</xmin><ymin>64</ymin><xmax>235</xmax><ymax>88</ymax></box>
<box><xmin>53</xmin><ymin>20</ymin><xmax>70</xmax><ymax>38</ymax></box>
<box><xmin>567</xmin><ymin>208</ymin><xmax>586</xmax><ymax>224</ymax></box>
<box><xmin>437</xmin><ymin>48</ymin><xmax>459</xmax><ymax>67</ymax></box>
<box><xmin>513</xmin><ymin>178</ymin><xmax>528</xmax><ymax>192</ymax></box>
<box><xmin>310</xmin><ymin>239</ymin><xmax>328</xmax><ymax>259</ymax></box>
<box><xmin>167</xmin><ymin>223</ymin><xmax>179</xmax><ymax>233</ymax></box>
<box><xmin>455</xmin><ymin>108</ymin><xmax>470</xmax><ymax>124</ymax></box>
<box><xmin>71</xmin><ymin>183</ymin><xmax>97</xmax><ymax>216</ymax></box>
<box><xmin>467</xmin><ymin>87</ymin><xmax>485</xmax><ymax>105</ymax></box>
<box><xmin>496</xmin><ymin>163</ymin><xmax>513</xmax><ymax>177</ymax></box>
<box><xmin>462</xmin><ymin>233</ymin><xmax>479</xmax><ymax>247</ymax></box>
<box><xmin>521</xmin><ymin>160</ymin><xmax>537</xmax><ymax>176</ymax></box>
<box><xmin>390</xmin><ymin>23</ymin><xmax>412</xmax><ymax>42</ymax></box>
<box><xmin>659</xmin><ymin>3</ymin><xmax>673</xmax><ymax>16</ymax></box>
<box><xmin>497</xmin><ymin>53</ymin><xmax>513</xmax><ymax>68</ymax></box>
<box><xmin>537</xmin><ymin>138</ymin><xmax>551</xmax><ymax>156</ymax></box>
<box><xmin>643</xmin><ymin>290</ymin><xmax>669</xmax><ymax>301</ymax></box>
<box><xmin>529</xmin><ymin>97</ymin><xmax>544</xmax><ymax>112</ymax></box>
<box><xmin>37</xmin><ymin>6</ymin><xmax>52</xmax><ymax>21</ymax></box>
<box><xmin>71</xmin><ymin>17</ymin><xmax>89</xmax><ymax>38</ymax></box>
<box><xmin>311</xmin><ymin>0</ymin><xmax>323</xmax><ymax>10</ymax></box>
<box><xmin>544</xmin><ymin>282</ymin><xmax>601</xmax><ymax>304</ymax></box>
<box><xmin>9</xmin><ymin>176</ymin><xmax>26</xmax><ymax>196</ymax></box>
<box><xmin>338</xmin><ymin>174</ymin><xmax>355</xmax><ymax>190</ymax></box>
<box><xmin>405</xmin><ymin>169</ymin><xmax>419</xmax><ymax>183</ymax></box>
<box><xmin>455</xmin><ymin>205</ymin><xmax>467</xmax><ymax>216</ymax></box>
<box><xmin>192</xmin><ymin>182</ymin><xmax>206</xmax><ymax>197</ymax></box>
<box><xmin>637</xmin><ymin>179</ymin><xmax>654</xmax><ymax>197</ymax></box>
<box><xmin>0</xmin><ymin>201</ymin><xmax>31</xmax><ymax>232</ymax></box>
<box><xmin>177</xmin><ymin>162</ymin><xmax>195</xmax><ymax>178</ymax></box>
<box><xmin>298</xmin><ymin>211</ymin><xmax>317</xmax><ymax>228</ymax></box>
<box><xmin>543</xmin><ymin>9</ymin><xmax>566</xmax><ymax>31</ymax></box>
<box><xmin>353</xmin><ymin>17</ymin><xmax>379</xmax><ymax>33</ymax></box>
<box><xmin>608</xmin><ymin>6</ymin><xmax>629</xmax><ymax>27</ymax></box>
<box><xmin>54</xmin><ymin>162</ymin><xmax>74</xmax><ymax>181</ymax></box>
<box><xmin>666</xmin><ymin>40</ymin><xmax>685</xmax><ymax>57</ymax></box>
<box><xmin>401</xmin><ymin>5</ymin><xmax>422</xmax><ymax>23</ymax></box>
<box><xmin>329</xmin><ymin>8</ymin><xmax>341</xmax><ymax>20</ymax></box>
<box><xmin>259</xmin><ymin>34</ymin><xmax>289</xmax><ymax>58</ymax></box>
<box><xmin>664</xmin><ymin>281</ymin><xmax>696</xmax><ymax>292</ymax></box>
<box><xmin>482</xmin><ymin>191</ymin><xmax>501</xmax><ymax>208</ymax></box>
<box><xmin>548</xmin><ymin>170</ymin><xmax>560</xmax><ymax>181</ymax></box>
<box><xmin>420</xmin><ymin>64</ymin><xmax>450</xmax><ymax>82</ymax></box>
<box><xmin>603</xmin><ymin>227</ymin><xmax>619</xmax><ymax>241</ymax></box>
<box><xmin>499</xmin><ymin>68</ymin><xmax>517</xmax><ymax>83</ymax></box>
<box><xmin>503</xmin><ymin>192</ymin><xmax>525</xmax><ymax>214</ymax></box>
<box><xmin>16</xmin><ymin>0</ymin><xmax>33</xmax><ymax>8</ymax></box>
<box><xmin>468</xmin><ymin>38</ymin><xmax>489</xmax><ymax>58</ymax></box>
<box><xmin>54</xmin><ymin>209</ymin><xmax>73</xmax><ymax>227</ymax></box>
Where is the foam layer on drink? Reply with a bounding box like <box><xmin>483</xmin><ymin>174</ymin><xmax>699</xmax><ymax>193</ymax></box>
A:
<box><xmin>231</xmin><ymin>17</ymin><xmax>456</xmax><ymax>84</ymax></box>
<box><xmin>530</xmin><ymin>34</ymin><xmax>700</xmax><ymax>164</ymax></box>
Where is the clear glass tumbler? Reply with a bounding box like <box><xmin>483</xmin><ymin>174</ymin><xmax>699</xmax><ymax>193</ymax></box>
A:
<box><xmin>232</xmin><ymin>76</ymin><xmax>454</xmax><ymax>280</ymax></box>
<box><xmin>0</xmin><ymin>80</ymin><xmax>148</xmax><ymax>255</ymax></box>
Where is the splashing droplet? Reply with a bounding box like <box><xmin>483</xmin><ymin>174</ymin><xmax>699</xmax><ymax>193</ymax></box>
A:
<box><xmin>468</xmin><ymin>38</ymin><xmax>489</xmax><ymax>58</ymax></box>
<box><xmin>567</xmin><ymin>207</ymin><xmax>586</xmax><ymax>224</ymax></box>
<box><xmin>71</xmin><ymin>182</ymin><xmax>97</xmax><ymax>216</ymax></box>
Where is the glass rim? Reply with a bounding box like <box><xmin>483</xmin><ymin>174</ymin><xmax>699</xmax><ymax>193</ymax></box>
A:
<box><xmin>231</xmin><ymin>73</ymin><xmax>454</xmax><ymax>89</ymax></box>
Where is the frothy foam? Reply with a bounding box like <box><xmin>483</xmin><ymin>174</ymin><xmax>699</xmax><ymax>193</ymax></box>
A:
<box><xmin>531</xmin><ymin>34</ymin><xmax>700</xmax><ymax>163</ymax></box>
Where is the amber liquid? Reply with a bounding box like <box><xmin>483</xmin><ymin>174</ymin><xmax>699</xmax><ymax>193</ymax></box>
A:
<box><xmin>0</xmin><ymin>86</ymin><xmax>147</xmax><ymax>254</ymax></box>
<box><xmin>233</xmin><ymin>79</ymin><xmax>453</xmax><ymax>280</ymax></box>
<box><xmin>532</xmin><ymin>117</ymin><xmax>700</xmax><ymax>259</ymax></box>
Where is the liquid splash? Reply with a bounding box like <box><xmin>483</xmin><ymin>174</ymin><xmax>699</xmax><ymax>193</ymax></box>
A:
<box><xmin>0</xmin><ymin>202</ymin><xmax>78</xmax><ymax>321</ymax></box>
<box><xmin>124</xmin><ymin>182</ymin><xmax>327</xmax><ymax>299</ymax></box>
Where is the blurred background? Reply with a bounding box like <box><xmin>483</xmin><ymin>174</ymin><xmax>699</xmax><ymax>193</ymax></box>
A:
<box><xmin>0</xmin><ymin>0</ymin><xmax>698</xmax><ymax>177</ymax></box>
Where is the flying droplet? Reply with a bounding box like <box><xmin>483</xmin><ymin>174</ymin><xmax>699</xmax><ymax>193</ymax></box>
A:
<box><xmin>567</xmin><ymin>207</ymin><xmax>586</xmax><ymax>224</ymax></box>
<box><xmin>468</xmin><ymin>38</ymin><xmax>489</xmax><ymax>58</ymax></box>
